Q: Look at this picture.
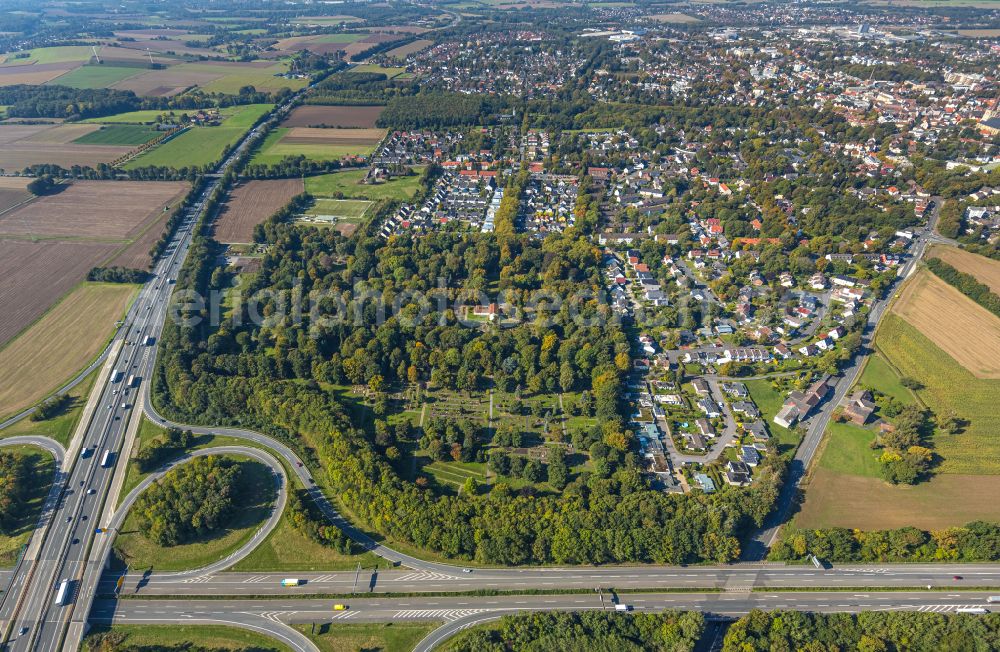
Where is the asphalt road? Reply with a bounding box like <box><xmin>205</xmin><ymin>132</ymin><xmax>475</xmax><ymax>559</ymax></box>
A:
<box><xmin>743</xmin><ymin>197</ymin><xmax>946</xmax><ymax>559</ymax></box>
<box><xmin>89</xmin><ymin>591</ymin><xmax>998</xmax><ymax>652</ymax></box>
<box><xmin>0</xmin><ymin>97</ymin><xmax>283</xmax><ymax>651</ymax></box>
<box><xmin>95</xmin><ymin>563</ymin><xmax>1000</xmax><ymax>597</ymax></box>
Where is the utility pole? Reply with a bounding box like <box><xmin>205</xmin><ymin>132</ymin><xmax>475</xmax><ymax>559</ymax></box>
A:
<box><xmin>352</xmin><ymin>562</ymin><xmax>361</xmax><ymax>594</ymax></box>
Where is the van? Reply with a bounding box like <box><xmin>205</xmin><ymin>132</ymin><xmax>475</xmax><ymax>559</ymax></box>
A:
<box><xmin>614</xmin><ymin>604</ymin><xmax>631</xmax><ymax>612</ymax></box>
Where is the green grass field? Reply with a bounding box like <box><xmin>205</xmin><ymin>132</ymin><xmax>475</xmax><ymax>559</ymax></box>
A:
<box><xmin>857</xmin><ymin>353</ymin><xmax>917</xmax><ymax>407</ymax></box>
<box><xmin>46</xmin><ymin>64</ymin><xmax>145</xmax><ymax>89</ymax></box>
<box><xmin>73</xmin><ymin>124</ymin><xmax>159</xmax><ymax>146</ymax></box>
<box><xmin>124</xmin><ymin>104</ymin><xmax>271</xmax><ymax>169</ymax></box>
<box><xmin>1</xmin><ymin>46</ymin><xmax>93</xmax><ymax>66</ymax></box>
<box><xmin>86</xmin><ymin>110</ymin><xmax>172</xmax><ymax>124</ymax></box>
<box><xmin>0</xmin><ymin>367</ymin><xmax>99</xmax><ymax>449</ymax></box>
<box><xmin>250</xmin><ymin>128</ymin><xmax>378</xmax><ymax>165</ymax></box>
<box><xmin>304</xmin><ymin>198</ymin><xmax>372</xmax><ymax>219</ymax></box>
<box><xmin>875</xmin><ymin>315</ymin><xmax>1000</xmax><ymax>475</ymax></box>
<box><xmin>351</xmin><ymin>63</ymin><xmax>407</xmax><ymax>78</ymax></box>
<box><xmin>0</xmin><ymin>446</ymin><xmax>54</xmax><ymax>567</ymax></box>
<box><xmin>305</xmin><ymin>169</ymin><xmax>423</xmax><ymax>201</ymax></box>
<box><xmin>84</xmin><ymin>625</ymin><xmax>292</xmax><ymax>652</ymax></box>
<box><xmin>112</xmin><ymin>456</ymin><xmax>276</xmax><ymax>571</ymax></box>
<box><xmin>298</xmin><ymin>622</ymin><xmax>440</xmax><ymax>652</ymax></box>
<box><xmin>815</xmin><ymin>421</ymin><xmax>881</xmax><ymax>478</ymax></box>
<box><xmin>744</xmin><ymin>379</ymin><xmax>799</xmax><ymax>456</ymax></box>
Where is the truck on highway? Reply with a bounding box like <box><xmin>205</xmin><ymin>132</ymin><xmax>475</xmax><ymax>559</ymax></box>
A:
<box><xmin>281</xmin><ymin>578</ymin><xmax>303</xmax><ymax>587</ymax></box>
<box><xmin>988</xmin><ymin>596</ymin><xmax>1000</xmax><ymax>603</ymax></box>
<box><xmin>55</xmin><ymin>579</ymin><xmax>71</xmax><ymax>606</ymax></box>
<box><xmin>127</xmin><ymin>374</ymin><xmax>139</xmax><ymax>388</ymax></box>
<box><xmin>101</xmin><ymin>450</ymin><xmax>114</xmax><ymax>468</ymax></box>
<box><xmin>110</xmin><ymin>370</ymin><xmax>124</xmax><ymax>383</ymax></box>
<box><xmin>956</xmin><ymin>607</ymin><xmax>989</xmax><ymax>615</ymax></box>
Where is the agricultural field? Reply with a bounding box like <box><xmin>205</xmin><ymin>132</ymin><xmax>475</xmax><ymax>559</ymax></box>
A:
<box><xmin>273</xmin><ymin>33</ymin><xmax>367</xmax><ymax>55</ymax></box>
<box><xmin>796</xmin><ymin>305</ymin><xmax>1000</xmax><ymax>530</ymax></box>
<box><xmin>0</xmin><ymin>177</ymin><xmax>32</xmax><ymax>214</ymax></box>
<box><xmin>124</xmin><ymin>103</ymin><xmax>272</xmax><ymax>169</ymax></box>
<box><xmin>928</xmin><ymin>244</ymin><xmax>1000</xmax><ymax>293</ymax></box>
<box><xmin>282</xmin><ymin>104</ymin><xmax>384</xmax><ymax>128</ymax></box>
<box><xmin>0</xmin><ymin>239</ymin><xmax>120</xmax><ymax>347</ymax></box>
<box><xmin>0</xmin><ymin>122</ymin><xmax>130</xmax><ymax>171</ymax></box>
<box><xmin>251</xmin><ymin>126</ymin><xmax>385</xmax><ymax>165</ymax></box>
<box><xmin>304</xmin><ymin>168</ymin><xmax>424</xmax><ymax>201</ymax></box>
<box><xmin>890</xmin><ymin>269</ymin><xmax>1000</xmax><ymax>378</ymax></box>
<box><xmin>650</xmin><ymin>12</ymin><xmax>701</xmax><ymax>22</ymax></box>
<box><xmin>384</xmin><ymin>39</ymin><xmax>433</xmax><ymax>60</ymax></box>
<box><xmin>45</xmin><ymin>64</ymin><xmax>147</xmax><ymax>89</ymax></box>
<box><xmin>85</xmin><ymin>110</ymin><xmax>174</xmax><ymax>124</ymax></box>
<box><xmin>213</xmin><ymin>178</ymin><xmax>304</xmax><ymax>243</ymax></box>
<box><xmin>0</xmin><ymin>62</ymin><xmax>79</xmax><ymax>86</ymax></box>
<box><xmin>0</xmin><ymin>180</ymin><xmax>187</xmax><ymax>239</ymax></box>
<box><xmin>0</xmin><ymin>283</ymin><xmax>136</xmax><ymax>419</ymax></box>
<box><xmin>72</xmin><ymin>124</ymin><xmax>159</xmax><ymax>146</ymax></box>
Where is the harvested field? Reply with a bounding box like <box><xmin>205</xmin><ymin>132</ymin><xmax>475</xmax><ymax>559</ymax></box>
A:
<box><xmin>0</xmin><ymin>282</ymin><xmax>135</xmax><ymax>418</ymax></box>
<box><xmin>0</xmin><ymin>181</ymin><xmax>187</xmax><ymax>240</ymax></box>
<box><xmin>0</xmin><ymin>178</ymin><xmax>32</xmax><ymax>214</ymax></box>
<box><xmin>385</xmin><ymin>39</ymin><xmax>433</xmax><ymax>60</ymax></box>
<box><xmin>285</xmin><ymin>126</ymin><xmax>385</xmax><ymax>145</ymax></box>
<box><xmin>23</xmin><ymin>123</ymin><xmax>100</xmax><ymax>144</ymax></box>
<box><xmin>928</xmin><ymin>244</ymin><xmax>1000</xmax><ymax>294</ymax></box>
<box><xmin>0</xmin><ymin>122</ymin><xmax>129</xmax><ymax>170</ymax></box>
<box><xmin>0</xmin><ymin>240</ymin><xmax>119</xmax><ymax>347</ymax></box>
<box><xmin>107</xmin><ymin>209</ymin><xmax>169</xmax><ymax>269</ymax></box>
<box><xmin>282</xmin><ymin>105</ymin><xmax>384</xmax><ymax>129</ymax></box>
<box><xmin>0</xmin><ymin>63</ymin><xmax>79</xmax><ymax>86</ymax></box>
<box><xmin>342</xmin><ymin>34</ymin><xmax>402</xmax><ymax>59</ymax></box>
<box><xmin>369</xmin><ymin>26</ymin><xmax>432</xmax><ymax>35</ymax></box>
<box><xmin>111</xmin><ymin>69</ymin><xmax>222</xmax><ymax>96</ymax></box>
<box><xmin>213</xmin><ymin>179</ymin><xmax>304</xmax><ymax>243</ymax></box>
<box><xmin>891</xmin><ymin>268</ymin><xmax>1000</xmax><ymax>378</ymax></box>
<box><xmin>796</xmin><ymin>468</ymin><xmax>1000</xmax><ymax>531</ymax></box>
<box><xmin>650</xmin><ymin>12</ymin><xmax>701</xmax><ymax>22</ymax></box>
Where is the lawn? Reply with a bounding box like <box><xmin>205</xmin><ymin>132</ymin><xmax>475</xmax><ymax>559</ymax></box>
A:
<box><xmin>304</xmin><ymin>198</ymin><xmax>372</xmax><ymax>219</ymax></box>
<box><xmin>124</xmin><ymin>104</ymin><xmax>272</xmax><ymax>169</ymax></box>
<box><xmin>305</xmin><ymin>169</ymin><xmax>424</xmax><ymax>201</ymax></box>
<box><xmin>744</xmin><ymin>379</ymin><xmax>799</xmax><ymax>456</ymax></box>
<box><xmin>46</xmin><ymin>64</ymin><xmax>145</xmax><ymax>89</ymax></box>
<box><xmin>351</xmin><ymin>63</ymin><xmax>407</xmax><ymax>78</ymax></box>
<box><xmin>856</xmin><ymin>353</ymin><xmax>917</xmax><ymax>407</ymax></box>
<box><xmin>297</xmin><ymin>622</ymin><xmax>440</xmax><ymax>652</ymax></box>
<box><xmin>73</xmin><ymin>124</ymin><xmax>160</xmax><ymax>146</ymax></box>
<box><xmin>0</xmin><ymin>282</ymin><xmax>136</xmax><ymax>423</ymax></box>
<box><xmin>0</xmin><ymin>368</ymin><xmax>99</xmax><ymax>449</ymax></box>
<box><xmin>815</xmin><ymin>421</ymin><xmax>881</xmax><ymax>478</ymax></box>
<box><xmin>84</xmin><ymin>625</ymin><xmax>292</xmax><ymax>652</ymax></box>
<box><xmin>112</xmin><ymin>456</ymin><xmax>277</xmax><ymax>571</ymax></box>
<box><xmin>0</xmin><ymin>446</ymin><xmax>54</xmax><ymax>567</ymax></box>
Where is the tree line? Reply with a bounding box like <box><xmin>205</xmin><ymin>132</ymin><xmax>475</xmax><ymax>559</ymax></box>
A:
<box><xmin>0</xmin><ymin>451</ymin><xmax>29</xmax><ymax>535</ymax></box>
<box><xmin>724</xmin><ymin>609</ymin><xmax>1000</xmax><ymax>651</ymax></box>
<box><xmin>926</xmin><ymin>257</ymin><xmax>1000</xmax><ymax>319</ymax></box>
<box><xmin>771</xmin><ymin>521</ymin><xmax>1000</xmax><ymax>563</ymax></box>
<box><xmin>450</xmin><ymin>610</ymin><xmax>705</xmax><ymax>652</ymax></box>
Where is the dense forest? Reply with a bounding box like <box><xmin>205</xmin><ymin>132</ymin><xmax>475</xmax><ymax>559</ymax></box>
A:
<box><xmin>771</xmin><ymin>521</ymin><xmax>1000</xmax><ymax>562</ymax></box>
<box><xmin>132</xmin><ymin>455</ymin><xmax>241</xmax><ymax>546</ymax></box>
<box><xmin>724</xmin><ymin>609</ymin><xmax>1000</xmax><ymax>651</ymax></box>
<box><xmin>378</xmin><ymin>92</ymin><xmax>495</xmax><ymax>129</ymax></box>
<box><xmin>0</xmin><ymin>451</ymin><xmax>29</xmax><ymax>535</ymax></box>
<box><xmin>152</xmin><ymin>208</ymin><xmax>787</xmax><ymax>565</ymax></box>
<box><xmin>449</xmin><ymin>610</ymin><xmax>705</xmax><ymax>652</ymax></box>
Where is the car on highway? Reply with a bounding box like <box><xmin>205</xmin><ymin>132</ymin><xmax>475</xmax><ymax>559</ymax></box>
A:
<box><xmin>65</xmin><ymin>516</ymin><xmax>71</xmax><ymax>522</ymax></box>
<box><xmin>87</xmin><ymin>489</ymin><xmax>95</xmax><ymax>495</ymax></box>
<box><xmin>296</xmin><ymin>461</ymin><xmax>303</xmax><ymax>467</ymax></box>
<box><xmin>18</xmin><ymin>627</ymin><xmax>27</xmax><ymax>636</ymax></box>
<box><xmin>953</xmin><ymin>575</ymin><xmax>964</xmax><ymax>580</ymax></box>
<box><xmin>72</xmin><ymin>538</ymin><xmax>79</xmax><ymax>545</ymax></box>
<box><xmin>463</xmin><ymin>568</ymin><xmax>472</xmax><ymax>573</ymax></box>
<box><xmin>333</xmin><ymin>604</ymin><xmax>349</xmax><ymax>611</ymax></box>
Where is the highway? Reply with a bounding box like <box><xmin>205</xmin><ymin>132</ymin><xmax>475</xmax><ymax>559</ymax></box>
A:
<box><xmin>95</xmin><ymin>563</ymin><xmax>1000</xmax><ymax>596</ymax></box>
<box><xmin>0</xmin><ymin>100</ymin><xmax>276</xmax><ymax>651</ymax></box>
<box><xmin>87</xmin><ymin>591</ymin><xmax>999</xmax><ymax>652</ymax></box>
